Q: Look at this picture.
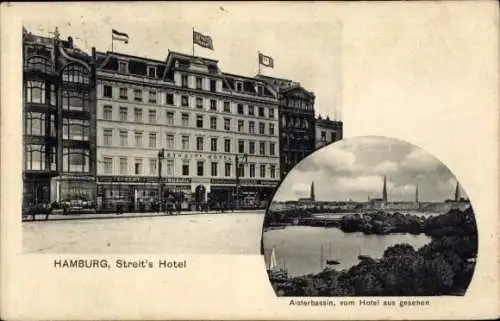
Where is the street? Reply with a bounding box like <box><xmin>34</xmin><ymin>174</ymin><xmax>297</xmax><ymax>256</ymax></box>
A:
<box><xmin>23</xmin><ymin>211</ymin><xmax>265</xmax><ymax>254</ymax></box>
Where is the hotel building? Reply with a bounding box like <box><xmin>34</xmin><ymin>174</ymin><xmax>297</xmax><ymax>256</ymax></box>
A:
<box><xmin>95</xmin><ymin>50</ymin><xmax>280</xmax><ymax>211</ymax></box>
<box><xmin>22</xmin><ymin>28</ymin><xmax>97</xmax><ymax>210</ymax></box>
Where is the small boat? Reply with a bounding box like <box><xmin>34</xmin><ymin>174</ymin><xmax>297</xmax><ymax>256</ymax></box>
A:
<box><xmin>358</xmin><ymin>254</ymin><xmax>372</xmax><ymax>261</ymax></box>
<box><xmin>326</xmin><ymin>259</ymin><xmax>340</xmax><ymax>265</ymax></box>
<box><xmin>268</xmin><ymin>247</ymin><xmax>288</xmax><ymax>281</ymax></box>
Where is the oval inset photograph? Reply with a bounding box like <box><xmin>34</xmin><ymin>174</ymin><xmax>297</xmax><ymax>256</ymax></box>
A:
<box><xmin>262</xmin><ymin>136</ymin><xmax>478</xmax><ymax>296</ymax></box>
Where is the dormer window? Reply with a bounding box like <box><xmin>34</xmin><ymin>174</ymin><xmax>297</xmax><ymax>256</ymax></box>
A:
<box><xmin>148</xmin><ymin>66</ymin><xmax>157</xmax><ymax>78</ymax></box>
<box><xmin>118</xmin><ymin>61</ymin><xmax>128</xmax><ymax>73</ymax></box>
<box><xmin>257</xmin><ymin>84</ymin><xmax>263</xmax><ymax>96</ymax></box>
<box><xmin>236</xmin><ymin>81</ymin><xmax>243</xmax><ymax>92</ymax></box>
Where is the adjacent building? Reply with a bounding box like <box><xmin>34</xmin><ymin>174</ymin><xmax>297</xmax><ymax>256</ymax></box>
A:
<box><xmin>315</xmin><ymin>114</ymin><xmax>343</xmax><ymax>149</ymax></box>
<box><xmin>22</xmin><ymin>28</ymin><xmax>97</xmax><ymax>210</ymax></box>
<box><xmin>94</xmin><ymin>50</ymin><xmax>280</xmax><ymax>211</ymax></box>
<box><xmin>257</xmin><ymin>76</ymin><xmax>316</xmax><ymax>179</ymax></box>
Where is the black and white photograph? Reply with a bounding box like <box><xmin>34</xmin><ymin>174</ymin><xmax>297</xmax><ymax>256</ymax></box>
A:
<box><xmin>263</xmin><ymin>136</ymin><xmax>478</xmax><ymax>296</ymax></box>
<box><xmin>20</xmin><ymin>14</ymin><xmax>342</xmax><ymax>254</ymax></box>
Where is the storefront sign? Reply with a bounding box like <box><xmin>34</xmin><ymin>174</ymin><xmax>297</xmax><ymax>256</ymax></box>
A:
<box><xmin>210</xmin><ymin>178</ymin><xmax>278</xmax><ymax>187</ymax></box>
<box><xmin>98</xmin><ymin>176</ymin><xmax>191</xmax><ymax>184</ymax></box>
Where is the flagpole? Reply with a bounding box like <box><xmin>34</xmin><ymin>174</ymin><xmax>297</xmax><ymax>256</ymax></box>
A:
<box><xmin>192</xmin><ymin>27</ymin><xmax>195</xmax><ymax>56</ymax></box>
<box><xmin>257</xmin><ymin>51</ymin><xmax>261</xmax><ymax>75</ymax></box>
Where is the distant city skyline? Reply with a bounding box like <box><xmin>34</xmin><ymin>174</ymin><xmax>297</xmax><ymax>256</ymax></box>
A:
<box><xmin>273</xmin><ymin>136</ymin><xmax>469</xmax><ymax>202</ymax></box>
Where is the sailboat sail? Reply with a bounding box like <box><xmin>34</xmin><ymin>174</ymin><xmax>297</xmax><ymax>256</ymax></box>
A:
<box><xmin>269</xmin><ymin>247</ymin><xmax>278</xmax><ymax>270</ymax></box>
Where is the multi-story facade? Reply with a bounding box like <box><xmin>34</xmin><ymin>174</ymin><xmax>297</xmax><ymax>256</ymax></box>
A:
<box><xmin>257</xmin><ymin>76</ymin><xmax>316</xmax><ymax>179</ymax></box>
<box><xmin>315</xmin><ymin>115</ymin><xmax>343</xmax><ymax>149</ymax></box>
<box><xmin>95</xmin><ymin>50</ymin><xmax>280</xmax><ymax>211</ymax></box>
<box><xmin>22</xmin><ymin>28</ymin><xmax>97</xmax><ymax>210</ymax></box>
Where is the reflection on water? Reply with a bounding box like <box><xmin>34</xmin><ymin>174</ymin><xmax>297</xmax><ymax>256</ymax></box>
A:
<box><xmin>263</xmin><ymin>226</ymin><xmax>432</xmax><ymax>277</ymax></box>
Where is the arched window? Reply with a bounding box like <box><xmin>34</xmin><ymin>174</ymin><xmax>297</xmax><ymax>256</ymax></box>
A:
<box><xmin>62</xmin><ymin>63</ymin><xmax>90</xmax><ymax>84</ymax></box>
<box><xmin>63</xmin><ymin>148</ymin><xmax>89</xmax><ymax>173</ymax></box>
<box><xmin>26</xmin><ymin>56</ymin><xmax>53</xmax><ymax>73</ymax></box>
<box><xmin>63</xmin><ymin>118</ymin><xmax>89</xmax><ymax>141</ymax></box>
<box><xmin>25</xmin><ymin>144</ymin><xmax>45</xmax><ymax>170</ymax></box>
<box><xmin>25</xmin><ymin>112</ymin><xmax>45</xmax><ymax>136</ymax></box>
<box><xmin>26</xmin><ymin>80</ymin><xmax>46</xmax><ymax>104</ymax></box>
<box><xmin>62</xmin><ymin>90</ymin><xmax>89</xmax><ymax>111</ymax></box>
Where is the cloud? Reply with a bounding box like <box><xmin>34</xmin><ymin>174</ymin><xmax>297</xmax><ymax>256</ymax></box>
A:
<box><xmin>334</xmin><ymin>175</ymin><xmax>383</xmax><ymax>193</ymax></box>
<box><xmin>374</xmin><ymin>161</ymin><xmax>399</xmax><ymax>175</ymax></box>
<box><xmin>401</xmin><ymin>149</ymin><xmax>441</xmax><ymax>172</ymax></box>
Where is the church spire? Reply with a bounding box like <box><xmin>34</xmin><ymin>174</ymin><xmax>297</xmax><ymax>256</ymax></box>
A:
<box><xmin>310</xmin><ymin>182</ymin><xmax>315</xmax><ymax>201</ymax></box>
<box><xmin>454</xmin><ymin>181</ymin><xmax>460</xmax><ymax>201</ymax></box>
<box><xmin>415</xmin><ymin>185</ymin><xmax>419</xmax><ymax>204</ymax></box>
<box><xmin>382</xmin><ymin>176</ymin><xmax>388</xmax><ymax>204</ymax></box>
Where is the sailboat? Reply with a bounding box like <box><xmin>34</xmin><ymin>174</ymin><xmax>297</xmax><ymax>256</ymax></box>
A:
<box><xmin>267</xmin><ymin>247</ymin><xmax>288</xmax><ymax>281</ymax></box>
<box><xmin>269</xmin><ymin>247</ymin><xmax>278</xmax><ymax>270</ymax></box>
<box><xmin>325</xmin><ymin>243</ymin><xmax>341</xmax><ymax>266</ymax></box>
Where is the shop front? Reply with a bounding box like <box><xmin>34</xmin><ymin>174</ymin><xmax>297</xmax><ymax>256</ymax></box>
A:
<box><xmin>210</xmin><ymin>178</ymin><xmax>279</xmax><ymax>210</ymax></box>
<box><xmin>50</xmin><ymin>175</ymin><xmax>96</xmax><ymax>210</ymax></box>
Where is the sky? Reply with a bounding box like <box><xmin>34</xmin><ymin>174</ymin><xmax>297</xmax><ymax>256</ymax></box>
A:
<box><xmin>22</xmin><ymin>3</ymin><xmax>342</xmax><ymax>120</ymax></box>
<box><xmin>274</xmin><ymin>136</ymin><xmax>467</xmax><ymax>202</ymax></box>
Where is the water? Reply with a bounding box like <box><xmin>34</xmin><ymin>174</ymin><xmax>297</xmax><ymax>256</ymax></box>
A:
<box><xmin>23</xmin><ymin>212</ymin><xmax>264</xmax><ymax>254</ymax></box>
<box><xmin>263</xmin><ymin>226</ymin><xmax>432</xmax><ymax>277</ymax></box>
<box><xmin>312</xmin><ymin>211</ymin><xmax>444</xmax><ymax>219</ymax></box>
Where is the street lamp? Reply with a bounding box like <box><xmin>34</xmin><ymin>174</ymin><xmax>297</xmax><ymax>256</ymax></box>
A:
<box><xmin>158</xmin><ymin>148</ymin><xmax>165</xmax><ymax>212</ymax></box>
<box><xmin>235</xmin><ymin>153</ymin><xmax>248</xmax><ymax>210</ymax></box>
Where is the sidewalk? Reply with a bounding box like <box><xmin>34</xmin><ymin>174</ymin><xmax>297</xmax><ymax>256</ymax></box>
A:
<box><xmin>22</xmin><ymin>209</ymin><xmax>264</xmax><ymax>222</ymax></box>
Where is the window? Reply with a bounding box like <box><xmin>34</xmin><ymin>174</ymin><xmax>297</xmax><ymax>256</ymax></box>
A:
<box><xmin>260</xmin><ymin>164</ymin><xmax>266</xmax><ymax>178</ymax></box>
<box><xmin>134</xmin><ymin>159</ymin><xmax>143</xmax><ymax>175</ymax></box>
<box><xmin>238</xmin><ymin>120</ymin><xmax>244</xmax><ymax>132</ymax></box>
<box><xmin>135</xmin><ymin>131</ymin><xmax>143</xmax><ymax>147</ymax></box>
<box><xmin>269</xmin><ymin>123</ymin><xmax>275</xmax><ymax>136</ymax></box>
<box><xmin>197</xmin><ymin>161</ymin><xmax>204</xmax><ymax>176</ymax></box>
<box><xmin>211</xmin><ymin>162</ymin><xmax>218</xmax><ymax>176</ymax></box>
<box><xmin>103</xmin><ymin>157</ymin><xmax>113</xmax><ymax>174</ymax></box>
<box><xmin>50</xmin><ymin>84</ymin><xmax>56</xmax><ymax>106</ymax></box>
<box><xmin>166</xmin><ymin>159</ymin><xmax>174</xmax><ymax>176</ymax></box>
<box><xmin>331</xmin><ymin>132</ymin><xmax>337</xmax><ymax>142</ymax></box>
<box><xmin>210</xmin><ymin>79</ymin><xmax>216</xmax><ymax>92</ymax></box>
<box><xmin>259</xmin><ymin>107</ymin><xmax>265</xmax><ymax>117</ymax></box>
<box><xmin>62</xmin><ymin>63</ymin><xmax>90</xmax><ymax>84</ymax></box>
<box><xmin>196</xmin><ymin>115</ymin><xmax>204</xmax><ymax>128</ymax></box>
<box><xmin>237</xmin><ymin>104</ymin><xmax>244</xmax><ymax>115</ymax></box>
<box><xmin>149</xmin><ymin>158</ymin><xmax>157</xmax><ymax>175</ymax></box>
<box><xmin>62</xmin><ymin>148</ymin><xmax>89</xmax><ymax>173</ymax></box>
<box><xmin>119</xmin><ymin>130</ymin><xmax>128</xmax><ymax>147</ymax></box>
<box><xmin>225</xmin><ymin>163</ymin><xmax>231</xmax><ymax>177</ymax></box>
<box><xmin>196</xmin><ymin>137</ymin><xmax>204</xmax><ymax>151</ymax></box>
<box><xmin>103</xmin><ymin>85</ymin><xmax>113</xmax><ymax>98</ymax></box>
<box><xmin>259</xmin><ymin>122</ymin><xmax>265</xmax><ymax>135</ymax></box>
<box><xmin>63</xmin><ymin>119</ymin><xmax>89</xmax><ymax>141</ymax></box>
<box><xmin>222</xmin><ymin>139</ymin><xmax>231</xmax><ymax>154</ymax></box>
<box><xmin>321</xmin><ymin>131</ymin><xmax>326</xmax><ymax>142</ymax></box>
<box><xmin>25</xmin><ymin>144</ymin><xmax>45</xmax><ymax>170</ymax></box>
<box><xmin>196</xmin><ymin>97</ymin><xmax>203</xmax><ymax>109</ymax></box>
<box><xmin>182</xmin><ymin>136</ymin><xmax>189</xmax><ymax>150</ymax></box>
<box><xmin>26</xmin><ymin>80</ymin><xmax>46</xmax><ymax>104</ymax></box>
<box><xmin>25</xmin><ymin>112</ymin><xmax>45</xmax><ymax>136</ymax></box>
<box><xmin>238</xmin><ymin>140</ymin><xmax>245</xmax><ymax>153</ymax></box>
<box><xmin>120</xmin><ymin>157</ymin><xmax>127</xmax><ymax>175</ymax></box>
<box><xmin>257</xmin><ymin>85</ymin><xmax>263</xmax><ymax>96</ymax></box>
<box><xmin>249</xmin><ymin>164</ymin><xmax>255</xmax><ymax>178</ymax></box>
<box><xmin>196</xmin><ymin>77</ymin><xmax>203</xmax><ymax>90</ymax></box>
<box><xmin>210</xmin><ymin>99</ymin><xmax>217</xmax><ymax>111</ymax></box>
<box><xmin>103</xmin><ymin>129</ymin><xmax>113</xmax><ymax>145</ymax></box>
<box><xmin>182</xmin><ymin>161</ymin><xmax>189</xmax><ymax>176</ymax></box>
<box><xmin>49</xmin><ymin>114</ymin><xmax>56</xmax><ymax>137</ymax></box>
<box><xmin>181</xmin><ymin>113</ymin><xmax>189</xmax><ymax>127</ymax></box>
<box><xmin>119</xmin><ymin>88</ymin><xmax>128</xmax><ymax>100</ymax></box>
<box><xmin>270</xmin><ymin>143</ymin><xmax>275</xmax><ymax>156</ymax></box>
<box><xmin>249</xmin><ymin>121</ymin><xmax>255</xmax><ymax>134</ymax></box>
<box><xmin>166</xmin><ymin>93</ymin><xmax>174</xmax><ymax>105</ymax></box>
<box><xmin>166</xmin><ymin>111</ymin><xmax>174</xmax><ymax>125</ymax></box>
<box><xmin>236</xmin><ymin>82</ymin><xmax>243</xmax><ymax>92</ymax></box>
<box><xmin>224</xmin><ymin>118</ymin><xmax>230</xmax><ymax>131</ymax></box>
<box><xmin>181</xmin><ymin>95</ymin><xmax>189</xmax><ymax>107</ymax></box>
<box><xmin>134</xmin><ymin>107</ymin><xmax>143</xmax><ymax>122</ymax></box>
<box><xmin>149</xmin><ymin>91</ymin><xmax>157</xmax><ymax>104</ymax></box>
<box><xmin>238</xmin><ymin>164</ymin><xmax>245</xmax><ymax>177</ymax></box>
<box><xmin>260</xmin><ymin>142</ymin><xmax>265</xmax><ymax>155</ymax></box>
<box><xmin>166</xmin><ymin>134</ymin><xmax>174</xmax><ymax>149</ymax></box>
<box><xmin>149</xmin><ymin>132</ymin><xmax>157</xmax><ymax>148</ymax></box>
<box><xmin>210</xmin><ymin>116</ymin><xmax>217</xmax><ymax>130</ymax></box>
<box><xmin>249</xmin><ymin>141</ymin><xmax>255</xmax><ymax>154</ymax></box>
<box><xmin>103</xmin><ymin>105</ymin><xmax>112</xmax><ymax>120</ymax></box>
<box><xmin>119</xmin><ymin>106</ymin><xmax>128</xmax><ymax>121</ymax></box>
<box><xmin>248</xmin><ymin>105</ymin><xmax>254</xmax><ymax>115</ymax></box>
<box><xmin>270</xmin><ymin>165</ymin><xmax>276</xmax><ymax>178</ymax></box>
<box><xmin>148</xmin><ymin>66</ymin><xmax>156</xmax><ymax>78</ymax></box>
<box><xmin>26</xmin><ymin>56</ymin><xmax>52</xmax><ymax>73</ymax></box>
<box><xmin>134</xmin><ymin>89</ymin><xmax>142</xmax><ymax>102</ymax></box>
<box><xmin>62</xmin><ymin>90</ymin><xmax>89</xmax><ymax>111</ymax></box>
<box><xmin>211</xmin><ymin>138</ymin><xmax>217</xmax><ymax>152</ymax></box>
<box><xmin>181</xmin><ymin>74</ymin><xmax>188</xmax><ymax>88</ymax></box>
<box><xmin>148</xmin><ymin>109</ymin><xmax>156</xmax><ymax>124</ymax></box>
<box><xmin>223</xmin><ymin>101</ymin><xmax>230</xmax><ymax>112</ymax></box>
<box><xmin>118</xmin><ymin>61</ymin><xmax>127</xmax><ymax>73</ymax></box>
